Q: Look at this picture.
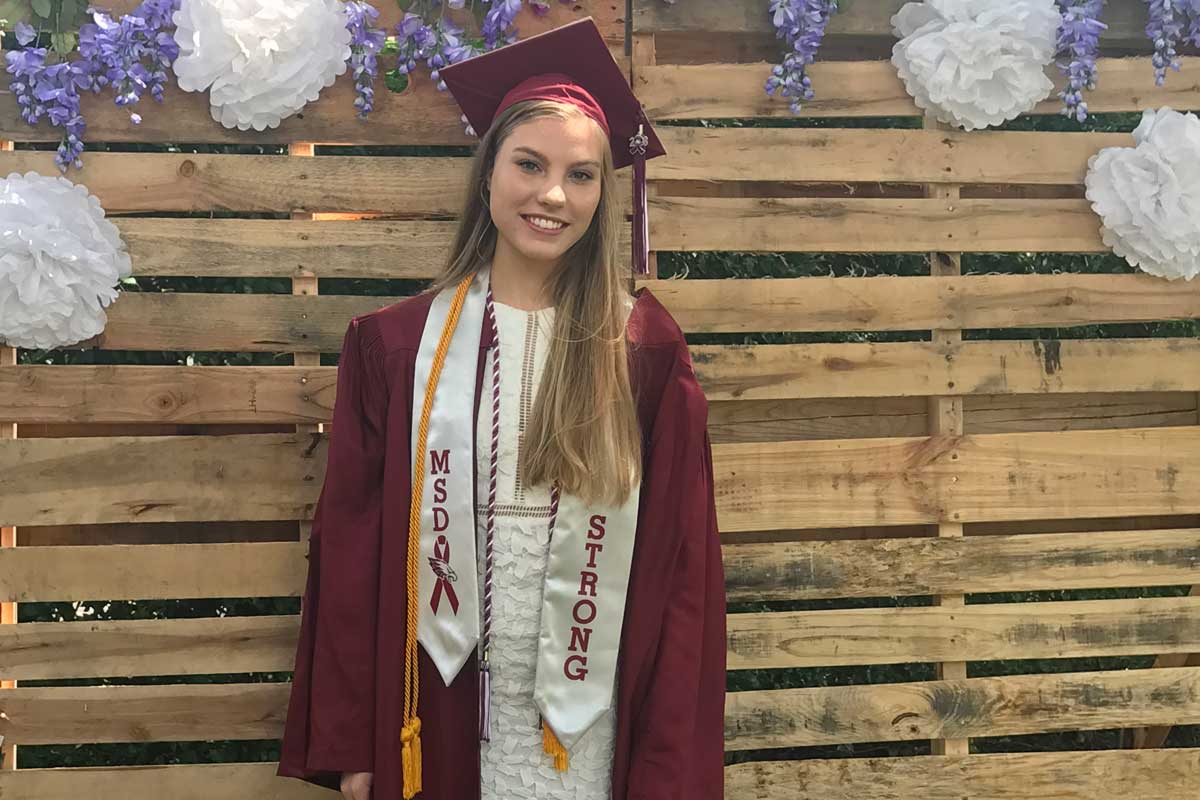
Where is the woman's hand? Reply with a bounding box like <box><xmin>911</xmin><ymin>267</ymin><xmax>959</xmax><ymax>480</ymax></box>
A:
<box><xmin>340</xmin><ymin>770</ymin><xmax>374</xmax><ymax>800</ymax></box>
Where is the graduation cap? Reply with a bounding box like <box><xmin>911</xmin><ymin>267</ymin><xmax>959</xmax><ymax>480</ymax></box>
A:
<box><xmin>439</xmin><ymin>17</ymin><xmax>666</xmax><ymax>275</ymax></box>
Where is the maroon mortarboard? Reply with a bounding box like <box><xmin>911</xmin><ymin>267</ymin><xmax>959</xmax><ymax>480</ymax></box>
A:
<box><xmin>439</xmin><ymin>17</ymin><xmax>666</xmax><ymax>276</ymax></box>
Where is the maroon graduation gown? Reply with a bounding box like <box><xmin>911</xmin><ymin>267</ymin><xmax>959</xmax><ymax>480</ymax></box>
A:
<box><xmin>277</xmin><ymin>286</ymin><xmax>726</xmax><ymax>799</ymax></box>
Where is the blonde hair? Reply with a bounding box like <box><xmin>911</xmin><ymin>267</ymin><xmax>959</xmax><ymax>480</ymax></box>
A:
<box><xmin>424</xmin><ymin>99</ymin><xmax>642</xmax><ymax>507</ymax></box>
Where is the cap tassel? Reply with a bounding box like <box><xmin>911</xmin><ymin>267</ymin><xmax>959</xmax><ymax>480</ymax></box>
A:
<box><xmin>541</xmin><ymin>718</ymin><xmax>570</xmax><ymax>771</ymax></box>
<box><xmin>401</xmin><ymin>273</ymin><xmax>475</xmax><ymax>799</ymax></box>
<box><xmin>629</xmin><ymin>122</ymin><xmax>650</xmax><ymax>276</ymax></box>
<box><xmin>479</xmin><ymin>658</ymin><xmax>492</xmax><ymax>741</ymax></box>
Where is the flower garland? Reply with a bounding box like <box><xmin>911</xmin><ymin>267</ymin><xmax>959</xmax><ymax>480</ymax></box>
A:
<box><xmin>5</xmin><ymin>1</ymin><xmax>179</xmax><ymax>171</ymax></box>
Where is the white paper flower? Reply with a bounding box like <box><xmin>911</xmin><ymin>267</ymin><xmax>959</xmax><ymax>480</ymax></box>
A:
<box><xmin>172</xmin><ymin>0</ymin><xmax>352</xmax><ymax>131</ymax></box>
<box><xmin>0</xmin><ymin>172</ymin><xmax>132</xmax><ymax>350</ymax></box>
<box><xmin>890</xmin><ymin>0</ymin><xmax>1059</xmax><ymax>131</ymax></box>
<box><xmin>1084</xmin><ymin>107</ymin><xmax>1200</xmax><ymax>281</ymax></box>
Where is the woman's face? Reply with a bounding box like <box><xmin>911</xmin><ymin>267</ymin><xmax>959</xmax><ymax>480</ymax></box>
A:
<box><xmin>488</xmin><ymin>113</ymin><xmax>606</xmax><ymax>272</ymax></box>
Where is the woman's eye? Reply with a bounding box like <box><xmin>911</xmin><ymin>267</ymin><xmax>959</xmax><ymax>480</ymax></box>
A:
<box><xmin>516</xmin><ymin>160</ymin><xmax>592</xmax><ymax>181</ymax></box>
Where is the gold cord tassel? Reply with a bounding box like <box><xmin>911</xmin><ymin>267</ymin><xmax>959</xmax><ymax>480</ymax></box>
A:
<box><xmin>542</xmin><ymin>722</ymin><xmax>569</xmax><ymax>772</ymax></box>
<box><xmin>401</xmin><ymin>717</ymin><xmax>422</xmax><ymax>799</ymax></box>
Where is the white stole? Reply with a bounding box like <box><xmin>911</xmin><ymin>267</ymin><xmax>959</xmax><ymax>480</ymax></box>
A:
<box><xmin>413</xmin><ymin>266</ymin><xmax>641</xmax><ymax>751</ymax></box>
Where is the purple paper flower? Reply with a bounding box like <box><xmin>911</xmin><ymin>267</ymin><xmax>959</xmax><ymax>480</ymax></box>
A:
<box><xmin>1055</xmin><ymin>0</ymin><xmax>1107</xmax><ymax>122</ymax></box>
<box><xmin>765</xmin><ymin>0</ymin><xmax>838</xmax><ymax>114</ymax></box>
<box><xmin>344</xmin><ymin>1</ymin><xmax>387</xmax><ymax>118</ymax></box>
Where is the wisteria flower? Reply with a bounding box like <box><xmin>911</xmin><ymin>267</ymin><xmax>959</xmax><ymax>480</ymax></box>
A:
<box><xmin>1054</xmin><ymin>0</ymin><xmax>1106</xmax><ymax>122</ymax></box>
<box><xmin>344</xmin><ymin>1</ymin><xmax>387</xmax><ymax>118</ymax></box>
<box><xmin>78</xmin><ymin>0</ymin><xmax>181</xmax><ymax>124</ymax></box>
<box><xmin>1085</xmin><ymin>107</ymin><xmax>1200</xmax><ymax>280</ymax></box>
<box><xmin>765</xmin><ymin>0</ymin><xmax>839</xmax><ymax>114</ymax></box>
<box><xmin>0</xmin><ymin>171</ymin><xmax>133</xmax><ymax>349</ymax></box>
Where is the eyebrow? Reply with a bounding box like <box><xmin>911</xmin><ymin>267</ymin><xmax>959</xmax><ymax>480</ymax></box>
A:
<box><xmin>512</xmin><ymin>145</ymin><xmax>600</xmax><ymax>170</ymax></box>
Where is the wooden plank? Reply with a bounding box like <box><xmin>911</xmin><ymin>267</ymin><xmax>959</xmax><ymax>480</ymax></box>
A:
<box><xmin>725</xmin><ymin>665</ymin><xmax>1200</xmax><ymax>749</ymax></box>
<box><xmin>7</xmin><ymin>666</ymin><xmax>1196</xmax><ymax>747</ymax></box>
<box><xmin>0</xmin><ymin>366</ymin><xmax>335</xmax><ymax>426</ymax></box>
<box><xmin>925</xmin><ymin>111</ymin><xmax>968</xmax><ymax>758</ymax></box>
<box><xmin>0</xmin><ymin>5</ymin><xmax>627</xmax><ymax>145</ymax></box>
<box><xmin>2</xmin><ymin>750</ymin><xmax>1199</xmax><ymax>800</ymax></box>
<box><xmin>4</xmin><ymin>523</ymin><xmax>1197</xmax><ymax>604</ymax></box>
<box><xmin>724</xmin><ymin>749</ymin><xmax>1200</xmax><ymax>800</ymax></box>
<box><xmin>0</xmin><ymin>615</ymin><xmax>300</xmax><ymax>681</ymax></box>
<box><xmin>711</xmin><ymin>392</ymin><xmax>1199</xmax><ymax>445</ymax></box>
<box><xmin>7</xmin><ymin>592</ymin><xmax>1200</xmax><ymax>694</ymax></box>
<box><xmin>728</xmin><ymin>596</ymin><xmax>1200</xmax><ymax>670</ymax></box>
<box><xmin>4</xmin><ymin>339</ymin><xmax>1198</xmax><ymax>425</ymax></box>
<box><xmin>715</xmin><ymin>425</ymin><xmax>1200</xmax><ymax>531</ymax></box>
<box><xmin>81</xmin><ymin>292</ymin><xmax>403</xmax><ymax>352</ymax></box>
<box><xmin>5</xmin><ymin>425</ymin><xmax>1199</xmax><ymax>529</ymax></box>
<box><xmin>694</xmin><ymin>338</ymin><xmax>1200</xmax><ymax>402</ymax></box>
<box><xmin>0</xmin><ymin>542</ymin><xmax>303</xmax><ymax>603</ymax></box>
<box><xmin>724</xmin><ymin>526</ymin><xmax>1200</xmax><ymax>601</ymax></box>
<box><xmin>633</xmin><ymin>0</ymin><xmax>1157</xmax><ymax>44</ymax></box>
<box><xmin>5</xmin><ymin>593</ymin><xmax>1197</xmax><ymax>680</ymax></box>
<box><xmin>0</xmin><ymin>152</ymin><xmax>633</xmax><ymax>214</ymax></box>
<box><xmin>0</xmin><ymin>434</ymin><xmax>322</xmax><ymax>527</ymax></box>
<box><xmin>652</xmin><ymin>127</ymin><xmax>1132</xmax><ymax>185</ymax></box>
<box><xmin>31</xmin><ymin>273</ymin><xmax>1200</xmax><ymax>352</ymax></box>
<box><xmin>111</xmin><ymin>217</ymin><xmax>627</xmax><ymax>278</ymax></box>
<box><xmin>648</xmin><ymin>196</ymin><xmax>1106</xmax><ymax>253</ymax></box>
<box><xmin>0</xmin><ymin>762</ymin><xmax>331</xmax><ymax>800</ymax></box>
<box><xmin>635</xmin><ymin>58</ymin><xmax>1200</xmax><ymax>120</ymax></box>
<box><xmin>645</xmin><ymin>274</ymin><xmax>1200</xmax><ymax>333</ymax></box>
<box><xmin>0</xmin><ymin>683</ymin><xmax>289</xmax><ymax>744</ymax></box>
<box><xmin>117</xmin><ymin>218</ymin><xmax>453</xmax><ymax>278</ymax></box>
<box><xmin>0</xmin><ymin>152</ymin><xmax>469</xmax><ymax>214</ymax></box>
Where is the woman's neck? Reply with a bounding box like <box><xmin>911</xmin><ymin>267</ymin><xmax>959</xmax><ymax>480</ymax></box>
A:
<box><xmin>490</xmin><ymin>242</ymin><xmax>556</xmax><ymax>311</ymax></box>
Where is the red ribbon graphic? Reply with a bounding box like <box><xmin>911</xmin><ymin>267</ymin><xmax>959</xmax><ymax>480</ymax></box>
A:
<box><xmin>429</xmin><ymin>534</ymin><xmax>460</xmax><ymax>615</ymax></box>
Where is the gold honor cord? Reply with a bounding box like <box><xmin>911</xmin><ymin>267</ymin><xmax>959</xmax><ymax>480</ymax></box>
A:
<box><xmin>401</xmin><ymin>273</ymin><xmax>474</xmax><ymax>799</ymax></box>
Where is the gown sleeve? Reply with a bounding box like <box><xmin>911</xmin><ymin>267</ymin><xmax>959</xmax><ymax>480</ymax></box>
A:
<box><xmin>627</xmin><ymin>341</ymin><xmax>727</xmax><ymax>800</ymax></box>
<box><xmin>277</xmin><ymin>315</ymin><xmax>390</xmax><ymax>791</ymax></box>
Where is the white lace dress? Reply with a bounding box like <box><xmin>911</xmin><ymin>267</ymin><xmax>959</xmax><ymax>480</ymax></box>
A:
<box><xmin>474</xmin><ymin>300</ymin><xmax>617</xmax><ymax>800</ymax></box>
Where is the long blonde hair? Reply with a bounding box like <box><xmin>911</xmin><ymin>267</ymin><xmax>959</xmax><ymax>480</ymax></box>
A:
<box><xmin>425</xmin><ymin>99</ymin><xmax>642</xmax><ymax>506</ymax></box>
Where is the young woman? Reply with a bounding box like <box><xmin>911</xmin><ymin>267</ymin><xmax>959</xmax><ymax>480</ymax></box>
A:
<box><xmin>277</xmin><ymin>18</ymin><xmax>726</xmax><ymax>800</ymax></box>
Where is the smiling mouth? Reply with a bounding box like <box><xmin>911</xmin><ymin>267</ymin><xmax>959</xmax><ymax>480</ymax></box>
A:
<box><xmin>522</xmin><ymin>214</ymin><xmax>567</xmax><ymax>232</ymax></box>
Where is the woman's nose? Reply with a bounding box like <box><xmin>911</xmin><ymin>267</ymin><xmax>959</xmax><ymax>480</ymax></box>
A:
<box><xmin>540</xmin><ymin>182</ymin><xmax>566</xmax><ymax>206</ymax></box>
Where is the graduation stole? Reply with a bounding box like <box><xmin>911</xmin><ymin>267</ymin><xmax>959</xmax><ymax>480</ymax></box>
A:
<box><xmin>399</xmin><ymin>267</ymin><xmax>640</xmax><ymax>798</ymax></box>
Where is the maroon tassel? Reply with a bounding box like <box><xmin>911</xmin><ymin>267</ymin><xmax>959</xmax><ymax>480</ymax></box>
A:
<box><xmin>632</xmin><ymin>151</ymin><xmax>648</xmax><ymax>275</ymax></box>
<box><xmin>479</xmin><ymin>659</ymin><xmax>492</xmax><ymax>741</ymax></box>
<box><xmin>629</xmin><ymin>120</ymin><xmax>650</xmax><ymax>276</ymax></box>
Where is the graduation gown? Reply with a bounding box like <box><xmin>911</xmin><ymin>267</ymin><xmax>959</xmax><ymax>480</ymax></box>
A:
<box><xmin>277</xmin><ymin>286</ymin><xmax>726</xmax><ymax>800</ymax></box>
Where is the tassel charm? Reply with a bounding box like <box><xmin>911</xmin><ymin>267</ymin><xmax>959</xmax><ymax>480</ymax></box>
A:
<box><xmin>541</xmin><ymin>719</ymin><xmax>569</xmax><ymax>772</ymax></box>
<box><xmin>401</xmin><ymin>716</ymin><xmax>422</xmax><ymax>799</ymax></box>
<box><xmin>479</xmin><ymin>659</ymin><xmax>492</xmax><ymax>741</ymax></box>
